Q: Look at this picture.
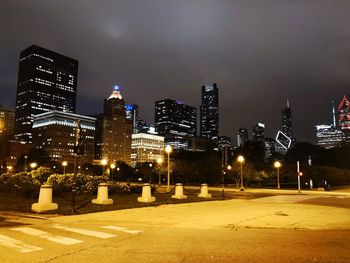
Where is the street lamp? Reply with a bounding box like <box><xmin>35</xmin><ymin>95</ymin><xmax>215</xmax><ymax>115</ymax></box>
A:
<box><xmin>62</xmin><ymin>161</ymin><xmax>68</xmax><ymax>175</ymax></box>
<box><xmin>7</xmin><ymin>166</ymin><xmax>13</xmax><ymax>172</ymax></box>
<box><xmin>110</xmin><ymin>163</ymin><xmax>116</xmax><ymax>182</ymax></box>
<box><xmin>30</xmin><ymin>162</ymin><xmax>37</xmax><ymax>170</ymax></box>
<box><xmin>101</xmin><ymin>158</ymin><xmax>108</xmax><ymax>175</ymax></box>
<box><xmin>149</xmin><ymin>163</ymin><xmax>153</xmax><ymax>183</ymax></box>
<box><xmin>157</xmin><ymin>157</ymin><xmax>163</xmax><ymax>185</ymax></box>
<box><xmin>165</xmin><ymin>145</ymin><xmax>172</xmax><ymax>191</ymax></box>
<box><xmin>274</xmin><ymin>161</ymin><xmax>282</xmax><ymax>189</ymax></box>
<box><xmin>237</xmin><ymin>155</ymin><xmax>245</xmax><ymax>191</ymax></box>
<box><xmin>24</xmin><ymin>155</ymin><xmax>28</xmax><ymax>172</ymax></box>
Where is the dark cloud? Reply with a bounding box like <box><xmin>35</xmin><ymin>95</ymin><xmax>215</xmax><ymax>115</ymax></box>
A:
<box><xmin>1</xmin><ymin>0</ymin><xmax>350</xmax><ymax>143</ymax></box>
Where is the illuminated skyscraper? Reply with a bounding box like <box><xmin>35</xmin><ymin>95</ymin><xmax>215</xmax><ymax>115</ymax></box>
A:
<box><xmin>282</xmin><ymin>98</ymin><xmax>293</xmax><ymax>139</ymax></box>
<box><xmin>15</xmin><ymin>45</ymin><xmax>78</xmax><ymax>143</ymax></box>
<box><xmin>95</xmin><ymin>86</ymin><xmax>132</xmax><ymax>164</ymax></box>
<box><xmin>252</xmin><ymin>123</ymin><xmax>265</xmax><ymax>143</ymax></box>
<box><xmin>155</xmin><ymin>99</ymin><xmax>197</xmax><ymax>149</ymax></box>
<box><xmin>237</xmin><ymin>128</ymin><xmax>248</xmax><ymax>147</ymax></box>
<box><xmin>338</xmin><ymin>95</ymin><xmax>350</xmax><ymax>142</ymax></box>
<box><xmin>200</xmin><ymin>83</ymin><xmax>219</xmax><ymax>142</ymax></box>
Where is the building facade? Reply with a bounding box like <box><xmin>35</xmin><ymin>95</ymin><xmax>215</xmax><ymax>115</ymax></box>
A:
<box><xmin>237</xmin><ymin>128</ymin><xmax>248</xmax><ymax>147</ymax></box>
<box><xmin>252</xmin><ymin>123</ymin><xmax>265</xmax><ymax>143</ymax></box>
<box><xmin>15</xmin><ymin>45</ymin><xmax>78</xmax><ymax>143</ymax></box>
<box><xmin>32</xmin><ymin>111</ymin><xmax>96</xmax><ymax>164</ymax></box>
<box><xmin>131</xmin><ymin>133</ymin><xmax>164</xmax><ymax>167</ymax></box>
<box><xmin>200</xmin><ymin>83</ymin><xmax>219</xmax><ymax>142</ymax></box>
<box><xmin>95</xmin><ymin>86</ymin><xmax>132</xmax><ymax>164</ymax></box>
<box><xmin>155</xmin><ymin>99</ymin><xmax>197</xmax><ymax>149</ymax></box>
<box><xmin>315</xmin><ymin>124</ymin><xmax>344</xmax><ymax>149</ymax></box>
<box><xmin>338</xmin><ymin>95</ymin><xmax>350</xmax><ymax>143</ymax></box>
<box><xmin>0</xmin><ymin>106</ymin><xmax>16</xmax><ymax>170</ymax></box>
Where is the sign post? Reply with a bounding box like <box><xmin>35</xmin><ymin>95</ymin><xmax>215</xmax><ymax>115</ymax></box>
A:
<box><xmin>297</xmin><ymin>161</ymin><xmax>301</xmax><ymax>193</ymax></box>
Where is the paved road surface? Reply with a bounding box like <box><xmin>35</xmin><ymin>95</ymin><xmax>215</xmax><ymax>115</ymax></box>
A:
<box><xmin>0</xmin><ymin>192</ymin><xmax>349</xmax><ymax>263</ymax></box>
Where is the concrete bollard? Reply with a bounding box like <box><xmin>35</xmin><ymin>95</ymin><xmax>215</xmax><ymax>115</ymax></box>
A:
<box><xmin>198</xmin><ymin>184</ymin><xmax>212</xmax><ymax>198</ymax></box>
<box><xmin>92</xmin><ymin>183</ymin><xmax>114</xmax><ymax>205</ymax></box>
<box><xmin>137</xmin><ymin>183</ymin><xmax>156</xmax><ymax>203</ymax></box>
<box><xmin>171</xmin><ymin>183</ymin><xmax>187</xmax><ymax>199</ymax></box>
<box><xmin>32</xmin><ymin>184</ymin><xmax>58</xmax><ymax>212</ymax></box>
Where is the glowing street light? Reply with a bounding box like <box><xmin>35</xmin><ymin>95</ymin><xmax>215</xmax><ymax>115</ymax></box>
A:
<box><xmin>30</xmin><ymin>162</ymin><xmax>37</xmax><ymax>170</ymax></box>
<box><xmin>237</xmin><ymin>155</ymin><xmax>245</xmax><ymax>191</ymax></box>
<box><xmin>165</xmin><ymin>145</ymin><xmax>172</xmax><ymax>191</ymax></box>
<box><xmin>274</xmin><ymin>161</ymin><xmax>282</xmax><ymax>189</ymax></box>
<box><xmin>101</xmin><ymin>158</ymin><xmax>108</xmax><ymax>175</ymax></box>
<box><xmin>7</xmin><ymin>166</ymin><xmax>13</xmax><ymax>172</ymax></box>
<box><xmin>62</xmin><ymin>161</ymin><xmax>68</xmax><ymax>175</ymax></box>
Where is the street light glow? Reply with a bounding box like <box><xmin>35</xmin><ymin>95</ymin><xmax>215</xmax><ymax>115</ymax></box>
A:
<box><xmin>101</xmin><ymin>159</ymin><xmax>108</xmax><ymax>166</ymax></box>
<box><xmin>227</xmin><ymin>165</ymin><xmax>232</xmax><ymax>170</ymax></box>
<box><xmin>110</xmin><ymin>163</ymin><xmax>116</xmax><ymax>169</ymax></box>
<box><xmin>62</xmin><ymin>161</ymin><xmax>68</xmax><ymax>167</ymax></box>
<box><xmin>157</xmin><ymin>157</ymin><xmax>163</xmax><ymax>164</ymax></box>
<box><xmin>274</xmin><ymin>161</ymin><xmax>281</xmax><ymax>168</ymax></box>
<box><xmin>237</xmin><ymin>155</ymin><xmax>245</xmax><ymax>163</ymax></box>
<box><xmin>30</xmin><ymin>162</ymin><xmax>37</xmax><ymax>169</ymax></box>
<box><xmin>165</xmin><ymin>145</ymin><xmax>172</xmax><ymax>154</ymax></box>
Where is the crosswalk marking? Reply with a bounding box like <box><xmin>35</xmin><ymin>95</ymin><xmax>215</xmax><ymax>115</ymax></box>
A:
<box><xmin>101</xmin><ymin>225</ymin><xmax>142</xmax><ymax>234</ymax></box>
<box><xmin>11</xmin><ymin>227</ymin><xmax>83</xmax><ymax>245</ymax></box>
<box><xmin>0</xmin><ymin>234</ymin><xmax>42</xmax><ymax>253</ymax></box>
<box><xmin>52</xmin><ymin>224</ymin><xmax>117</xmax><ymax>239</ymax></box>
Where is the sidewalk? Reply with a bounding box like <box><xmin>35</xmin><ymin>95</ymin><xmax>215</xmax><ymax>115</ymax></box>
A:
<box><xmin>53</xmin><ymin>195</ymin><xmax>350</xmax><ymax>231</ymax></box>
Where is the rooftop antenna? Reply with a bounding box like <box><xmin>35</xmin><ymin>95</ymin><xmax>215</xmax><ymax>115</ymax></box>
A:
<box><xmin>286</xmin><ymin>98</ymin><xmax>290</xmax><ymax>108</ymax></box>
<box><xmin>332</xmin><ymin>100</ymin><xmax>336</xmax><ymax>128</ymax></box>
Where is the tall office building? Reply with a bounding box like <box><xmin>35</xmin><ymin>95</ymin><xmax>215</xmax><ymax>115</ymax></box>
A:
<box><xmin>315</xmin><ymin>125</ymin><xmax>344</xmax><ymax>149</ymax></box>
<box><xmin>237</xmin><ymin>128</ymin><xmax>248</xmax><ymax>147</ymax></box>
<box><xmin>0</xmin><ymin>106</ymin><xmax>15</xmax><ymax>169</ymax></box>
<box><xmin>200</xmin><ymin>83</ymin><xmax>219</xmax><ymax>142</ymax></box>
<box><xmin>32</xmin><ymin>111</ymin><xmax>96</xmax><ymax>163</ymax></box>
<box><xmin>155</xmin><ymin>99</ymin><xmax>197</xmax><ymax>149</ymax></box>
<box><xmin>125</xmin><ymin>104</ymin><xmax>139</xmax><ymax>133</ymax></box>
<box><xmin>15</xmin><ymin>45</ymin><xmax>78</xmax><ymax>143</ymax></box>
<box><xmin>338</xmin><ymin>95</ymin><xmax>350</xmax><ymax>143</ymax></box>
<box><xmin>252</xmin><ymin>123</ymin><xmax>265</xmax><ymax>143</ymax></box>
<box><xmin>95</xmin><ymin>86</ymin><xmax>132</xmax><ymax>164</ymax></box>
<box><xmin>282</xmin><ymin>99</ymin><xmax>293</xmax><ymax>139</ymax></box>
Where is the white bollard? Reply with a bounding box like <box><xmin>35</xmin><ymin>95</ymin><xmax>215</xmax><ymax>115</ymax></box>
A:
<box><xmin>32</xmin><ymin>185</ymin><xmax>58</xmax><ymax>212</ymax></box>
<box><xmin>198</xmin><ymin>184</ymin><xmax>212</xmax><ymax>198</ymax></box>
<box><xmin>137</xmin><ymin>183</ymin><xmax>156</xmax><ymax>203</ymax></box>
<box><xmin>92</xmin><ymin>183</ymin><xmax>114</xmax><ymax>205</ymax></box>
<box><xmin>171</xmin><ymin>183</ymin><xmax>187</xmax><ymax>199</ymax></box>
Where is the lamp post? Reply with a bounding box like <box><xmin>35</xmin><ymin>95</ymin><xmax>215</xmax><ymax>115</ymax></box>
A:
<box><xmin>24</xmin><ymin>155</ymin><xmax>28</xmax><ymax>172</ymax></box>
<box><xmin>30</xmin><ymin>162</ymin><xmax>37</xmax><ymax>170</ymax></box>
<box><xmin>165</xmin><ymin>145</ymin><xmax>172</xmax><ymax>191</ymax></box>
<box><xmin>101</xmin><ymin>158</ymin><xmax>108</xmax><ymax>175</ymax></box>
<box><xmin>110</xmin><ymin>163</ymin><xmax>116</xmax><ymax>182</ymax></box>
<box><xmin>62</xmin><ymin>161</ymin><xmax>68</xmax><ymax>175</ymax></box>
<box><xmin>149</xmin><ymin>163</ymin><xmax>153</xmax><ymax>183</ymax></box>
<box><xmin>237</xmin><ymin>155</ymin><xmax>245</xmax><ymax>191</ymax></box>
<box><xmin>157</xmin><ymin>157</ymin><xmax>163</xmax><ymax>185</ymax></box>
<box><xmin>274</xmin><ymin>161</ymin><xmax>282</xmax><ymax>189</ymax></box>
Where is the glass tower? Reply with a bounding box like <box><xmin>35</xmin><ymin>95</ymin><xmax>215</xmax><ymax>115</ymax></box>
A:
<box><xmin>15</xmin><ymin>45</ymin><xmax>78</xmax><ymax>143</ymax></box>
<box><xmin>200</xmin><ymin>83</ymin><xmax>219</xmax><ymax>142</ymax></box>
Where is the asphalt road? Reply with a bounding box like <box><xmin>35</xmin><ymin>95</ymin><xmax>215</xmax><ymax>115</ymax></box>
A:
<box><xmin>0</xmin><ymin>191</ymin><xmax>349</xmax><ymax>263</ymax></box>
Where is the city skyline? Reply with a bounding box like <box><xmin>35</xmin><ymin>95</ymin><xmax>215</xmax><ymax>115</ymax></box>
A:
<box><xmin>1</xmin><ymin>1</ymin><xmax>350</xmax><ymax>143</ymax></box>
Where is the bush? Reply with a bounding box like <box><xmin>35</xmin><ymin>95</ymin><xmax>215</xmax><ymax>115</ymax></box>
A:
<box><xmin>0</xmin><ymin>172</ymin><xmax>41</xmax><ymax>195</ymax></box>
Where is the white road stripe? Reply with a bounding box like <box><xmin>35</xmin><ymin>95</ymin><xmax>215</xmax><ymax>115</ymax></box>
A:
<box><xmin>101</xmin><ymin>226</ymin><xmax>142</xmax><ymax>234</ymax></box>
<box><xmin>11</xmin><ymin>227</ymin><xmax>83</xmax><ymax>245</ymax></box>
<box><xmin>0</xmin><ymin>234</ymin><xmax>42</xmax><ymax>253</ymax></box>
<box><xmin>53</xmin><ymin>225</ymin><xmax>116</xmax><ymax>239</ymax></box>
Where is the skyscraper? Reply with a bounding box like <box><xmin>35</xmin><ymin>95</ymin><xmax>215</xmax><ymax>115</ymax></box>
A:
<box><xmin>155</xmin><ymin>99</ymin><xmax>197</xmax><ymax>149</ymax></box>
<box><xmin>95</xmin><ymin>86</ymin><xmax>132</xmax><ymax>164</ymax></box>
<box><xmin>15</xmin><ymin>45</ymin><xmax>78</xmax><ymax>143</ymax></box>
<box><xmin>125</xmin><ymin>104</ymin><xmax>139</xmax><ymax>133</ymax></box>
<box><xmin>252</xmin><ymin>123</ymin><xmax>265</xmax><ymax>143</ymax></box>
<box><xmin>237</xmin><ymin>128</ymin><xmax>248</xmax><ymax>147</ymax></box>
<box><xmin>200</xmin><ymin>83</ymin><xmax>219</xmax><ymax>142</ymax></box>
<box><xmin>338</xmin><ymin>95</ymin><xmax>350</xmax><ymax>143</ymax></box>
<box><xmin>281</xmin><ymin>98</ymin><xmax>293</xmax><ymax>139</ymax></box>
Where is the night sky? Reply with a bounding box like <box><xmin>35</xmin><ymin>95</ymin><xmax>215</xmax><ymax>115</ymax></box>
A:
<box><xmin>1</xmin><ymin>0</ymin><xmax>350</xmax><ymax>143</ymax></box>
